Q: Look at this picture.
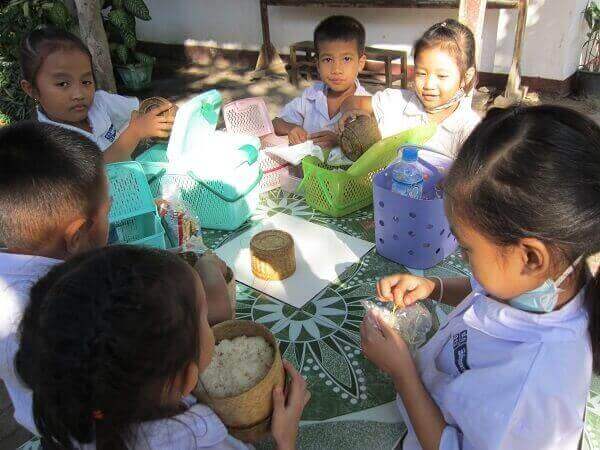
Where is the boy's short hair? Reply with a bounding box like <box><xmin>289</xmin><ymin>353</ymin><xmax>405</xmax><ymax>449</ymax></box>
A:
<box><xmin>314</xmin><ymin>15</ymin><xmax>366</xmax><ymax>55</ymax></box>
<box><xmin>0</xmin><ymin>122</ymin><xmax>105</xmax><ymax>248</ymax></box>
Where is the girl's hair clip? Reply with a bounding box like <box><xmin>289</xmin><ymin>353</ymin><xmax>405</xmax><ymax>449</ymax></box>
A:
<box><xmin>92</xmin><ymin>410</ymin><xmax>105</xmax><ymax>420</ymax></box>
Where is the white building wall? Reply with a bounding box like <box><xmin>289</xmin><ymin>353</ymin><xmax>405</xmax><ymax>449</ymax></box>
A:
<box><xmin>138</xmin><ymin>0</ymin><xmax>588</xmax><ymax>81</ymax></box>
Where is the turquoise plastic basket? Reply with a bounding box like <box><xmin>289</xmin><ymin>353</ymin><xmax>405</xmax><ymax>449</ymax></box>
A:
<box><xmin>136</xmin><ymin>143</ymin><xmax>262</xmax><ymax>231</ymax></box>
<box><xmin>135</xmin><ymin>90</ymin><xmax>262</xmax><ymax>231</ymax></box>
<box><xmin>106</xmin><ymin>161</ymin><xmax>166</xmax><ymax>248</ymax></box>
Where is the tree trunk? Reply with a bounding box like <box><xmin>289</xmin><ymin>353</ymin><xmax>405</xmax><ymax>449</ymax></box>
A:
<box><xmin>74</xmin><ymin>0</ymin><xmax>116</xmax><ymax>92</ymax></box>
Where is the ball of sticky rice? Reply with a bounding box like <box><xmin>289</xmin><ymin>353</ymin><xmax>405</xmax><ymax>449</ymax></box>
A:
<box><xmin>200</xmin><ymin>335</ymin><xmax>274</xmax><ymax>398</ymax></box>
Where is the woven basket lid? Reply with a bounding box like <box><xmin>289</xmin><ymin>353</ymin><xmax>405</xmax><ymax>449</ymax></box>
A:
<box><xmin>139</xmin><ymin>96</ymin><xmax>178</xmax><ymax>119</ymax></box>
<box><xmin>250</xmin><ymin>230</ymin><xmax>293</xmax><ymax>257</ymax></box>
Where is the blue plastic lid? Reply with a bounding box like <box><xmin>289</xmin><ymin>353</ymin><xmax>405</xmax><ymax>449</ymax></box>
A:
<box><xmin>401</xmin><ymin>146</ymin><xmax>419</xmax><ymax>162</ymax></box>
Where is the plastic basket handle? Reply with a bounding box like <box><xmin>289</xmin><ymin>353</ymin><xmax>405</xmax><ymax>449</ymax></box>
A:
<box><xmin>237</xmin><ymin>144</ymin><xmax>259</xmax><ymax>165</ymax></box>
<box><xmin>346</xmin><ymin>124</ymin><xmax>437</xmax><ymax>178</ymax></box>
<box><xmin>185</xmin><ymin>169</ymin><xmax>263</xmax><ymax>203</ymax></box>
<box><xmin>147</xmin><ymin>168</ymin><xmax>167</xmax><ymax>185</ymax></box>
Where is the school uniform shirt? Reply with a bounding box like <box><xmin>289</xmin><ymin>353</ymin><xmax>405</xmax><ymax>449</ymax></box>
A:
<box><xmin>277</xmin><ymin>80</ymin><xmax>371</xmax><ymax>134</ymax></box>
<box><xmin>78</xmin><ymin>396</ymin><xmax>252</xmax><ymax>450</ymax></box>
<box><xmin>37</xmin><ymin>90</ymin><xmax>139</xmax><ymax>152</ymax></box>
<box><xmin>0</xmin><ymin>252</ymin><xmax>60</xmax><ymax>434</ymax></box>
<box><xmin>397</xmin><ymin>278</ymin><xmax>591</xmax><ymax>450</ymax></box>
<box><xmin>372</xmin><ymin>89</ymin><xmax>480</xmax><ymax>159</ymax></box>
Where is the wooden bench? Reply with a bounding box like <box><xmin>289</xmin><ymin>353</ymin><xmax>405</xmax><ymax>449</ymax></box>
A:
<box><xmin>289</xmin><ymin>40</ymin><xmax>409</xmax><ymax>88</ymax></box>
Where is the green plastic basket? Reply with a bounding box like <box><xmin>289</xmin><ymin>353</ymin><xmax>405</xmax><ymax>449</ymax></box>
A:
<box><xmin>300</xmin><ymin>125</ymin><xmax>436</xmax><ymax>217</ymax></box>
<box><xmin>106</xmin><ymin>161</ymin><xmax>166</xmax><ymax>248</ymax></box>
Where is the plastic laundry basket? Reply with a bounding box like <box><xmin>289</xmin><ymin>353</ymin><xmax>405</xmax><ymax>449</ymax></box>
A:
<box><xmin>223</xmin><ymin>97</ymin><xmax>289</xmax><ymax>192</ymax></box>
<box><xmin>106</xmin><ymin>161</ymin><xmax>166</xmax><ymax>249</ymax></box>
<box><xmin>301</xmin><ymin>125</ymin><xmax>436</xmax><ymax>217</ymax></box>
<box><xmin>373</xmin><ymin>146</ymin><xmax>457</xmax><ymax>269</ymax></box>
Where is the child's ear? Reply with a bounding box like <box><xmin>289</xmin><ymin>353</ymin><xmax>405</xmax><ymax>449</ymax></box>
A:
<box><xmin>358</xmin><ymin>53</ymin><xmax>367</xmax><ymax>71</ymax></box>
<box><xmin>63</xmin><ymin>216</ymin><xmax>92</xmax><ymax>257</ymax></box>
<box><xmin>20</xmin><ymin>80</ymin><xmax>36</xmax><ymax>99</ymax></box>
<box><xmin>462</xmin><ymin>67</ymin><xmax>476</xmax><ymax>91</ymax></box>
<box><xmin>519</xmin><ymin>238</ymin><xmax>550</xmax><ymax>278</ymax></box>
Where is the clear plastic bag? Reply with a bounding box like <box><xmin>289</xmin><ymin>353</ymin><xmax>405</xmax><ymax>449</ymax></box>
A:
<box><xmin>326</xmin><ymin>146</ymin><xmax>354</xmax><ymax>167</ymax></box>
<box><xmin>361</xmin><ymin>300</ymin><xmax>432</xmax><ymax>353</ymax></box>
<box><xmin>156</xmin><ymin>189</ymin><xmax>203</xmax><ymax>248</ymax></box>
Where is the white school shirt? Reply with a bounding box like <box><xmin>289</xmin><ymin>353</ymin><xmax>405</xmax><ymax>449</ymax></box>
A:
<box><xmin>398</xmin><ymin>278</ymin><xmax>591</xmax><ymax>450</ymax></box>
<box><xmin>277</xmin><ymin>80</ymin><xmax>371</xmax><ymax>134</ymax></box>
<box><xmin>78</xmin><ymin>396</ymin><xmax>252</xmax><ymax>450</ymax></box>
<box><xmin>37</xmin><ymin>90</ymin><xmax>139</xmax><ymax>152</ymax></box>
<box><xmin>372</xmin><ymin>89</ymin><xmax>480</xmax><ymax>159</ymax></box>
<box><xmin>0</xmin><ymin>252</ymin><xmax>60</xmax><ymax>434</ymax></box>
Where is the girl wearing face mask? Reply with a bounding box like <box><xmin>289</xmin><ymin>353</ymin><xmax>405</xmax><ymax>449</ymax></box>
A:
<box><xmin>338</xmin><ymin>19</ymin><xmax>480</xmax><ymax>159</ymax></box>
<box><xmin>362</xmin><ymin>105</ymin><xmax>600</xmax><ymax>450</ymax></box>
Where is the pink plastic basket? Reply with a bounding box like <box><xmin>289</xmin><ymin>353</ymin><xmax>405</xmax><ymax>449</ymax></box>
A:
<box><xmin>223</xmin><ymin>97</ymin><xmax>290</xmax><ymax>192</ymax></box>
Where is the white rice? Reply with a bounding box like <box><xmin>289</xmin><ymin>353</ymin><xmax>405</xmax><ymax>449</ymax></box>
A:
<box><xmin>200</xmin><ymin>335</ymin><xmax>274</xmax><ymax>398</ymax></box>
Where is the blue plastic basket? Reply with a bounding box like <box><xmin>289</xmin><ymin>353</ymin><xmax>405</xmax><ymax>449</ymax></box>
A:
<box><xmin>106</xmin><ymin>161</ymin><xmax>166</xmax><ymax>249</ymax></box>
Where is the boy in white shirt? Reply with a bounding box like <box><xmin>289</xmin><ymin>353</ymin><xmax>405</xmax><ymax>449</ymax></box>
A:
<box><xmin>273</xmin><ymin>15</ymin><xmax>371</xmax><ymax>150</ymax></box>
<box><xmin>0</xmin><ymin>122</ymin><xmax>111</xmax><ymax>433</ymax></box>
<box><xmin>0</xmin><ymin>123</ymin><xmax>235</xmax><ymax>436</ymax></box>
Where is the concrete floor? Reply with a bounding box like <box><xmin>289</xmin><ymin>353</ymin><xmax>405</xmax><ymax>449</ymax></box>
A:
<box><xmin>2</xmin><ymin>60</ymin><xmax>599</xmax><ymax>450</ymax></box>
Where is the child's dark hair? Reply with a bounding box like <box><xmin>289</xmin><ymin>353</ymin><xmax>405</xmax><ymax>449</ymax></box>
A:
<box><xmin>0</xmin><ymin>121</ymin><xmax>104</xmax><ymax>248</ymax></box>
<box><xmin>20</xmin><ymin>26</ymin><xmax>93</xmax><ymax>86</ymax></box>
<box><xmin>445</xmin><ymin>105</ymin><xmax>600</xmax><ymax>371</ymax></box>
<box><xmin>414</xmin><ymin>19</ymin><xmax>477</xmax><ymax>91</ymax></box>
<box><xmin>15</xmin><ymin>245</ymin><xmax>203</xmax><ymax>450</ymax></box>
<box><xmin>314</xmin><ymin>15</ymin><xmax>366</xmax><ymax>55</ymax></box>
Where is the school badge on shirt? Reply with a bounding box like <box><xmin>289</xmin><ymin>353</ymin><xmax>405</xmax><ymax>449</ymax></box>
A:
<box><xmin>104</xmin><ymin>124</ymin><xmax>117</xmax><ymax>142</ymax></box>
<box><xmin>453</xmin><ymin>330</ymin><xmax>470</xmax><ymax>373</ymax></box>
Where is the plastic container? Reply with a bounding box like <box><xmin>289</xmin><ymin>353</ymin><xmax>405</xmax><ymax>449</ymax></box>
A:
<box><xmin>373</xmin><ymin>145</ymin><xmax>457</xmax><ymax>269</ymax></box>
<box><xmin>391</xmin><ymin>146</ymin><xmax>424</xmax><ymax>199</ymax></box>
<box><xmin>106</xmin><ymin>161</ymin><xmax>166</xmax><ymax>249</ymax></box>
<box><xmin>223</xmin><ymin>97</ymin><xmax>289</xmax><ymax>192</ymax></box>
<box><xmin>300</xmin><ymin>124</ymin><xmax>436</xmax><ymax>217</ymax></box>
<box><xmin>135</xmin><ymin>91</ymin><xmax>262</xmax><ymax>231</ymax></box>
<box><xmin>137</xmin><ymin>144</ymin><xmax>262</xmax><ymax>231</ymax></box>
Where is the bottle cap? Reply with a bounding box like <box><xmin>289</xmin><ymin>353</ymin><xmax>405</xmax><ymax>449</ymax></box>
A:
<box><xmin>401</xmin><ymin>146</ymin><xmax>419</xmax><ymax>162</ymax></box>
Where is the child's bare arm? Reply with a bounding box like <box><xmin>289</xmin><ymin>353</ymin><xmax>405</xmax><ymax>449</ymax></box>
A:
<box><xmin>377</xmin><ymin>274</ymin><xmax>471</xmax><ymax>308</ymax></box>
<box><xmin>195</xmin><ymin>253</ymin><xmax>234</xmax><ymax>325</ymax></box>
<box><xmin>361</xmin><ymin>314</ymin><xmax>445</xmax><ymax>450</ymax></box>
<box><xmin>272</xmin><ymin>118</ymin><xmax>308</xmax><ymax>145</ymax></box>
<box><xmin>103</xmin><ymin>103</ymin><xmax>174</xmax><ymax>163</ymax></box>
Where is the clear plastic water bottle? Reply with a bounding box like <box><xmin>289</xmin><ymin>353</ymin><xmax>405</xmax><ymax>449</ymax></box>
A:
<box><xmin>391</xmin><ymin>147</ymin><xmax>423</xmax><ymax>199</ymax></box>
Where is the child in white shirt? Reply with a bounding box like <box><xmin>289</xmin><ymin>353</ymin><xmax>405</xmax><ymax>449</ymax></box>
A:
<box><xmin>339</xmin><ymin>19</ymin><xmax>480</xmax><ymax>158</ymax></box>
<box><xmin>363</xmin><ymin>105</ymin><xmax>600</xmax><ymax>450</ymax></box>
<box><xmin>16</xmin><ymin>245</ymin><xmax>311</xmax><ymax>450</ymax></box>
<box><xmin>0</xmin><ymin>122</ymin><xmax>111</xmax><ymax>434</ymax></box>
<box><xmin>19</xmin><ymin>27</ymin><xmax>173</xmax><ymax>163</ymax></box>
<box><xmin>273</xmin><ymin>15</ymin><xmax>370</xmax><ymax>150</ymax></box>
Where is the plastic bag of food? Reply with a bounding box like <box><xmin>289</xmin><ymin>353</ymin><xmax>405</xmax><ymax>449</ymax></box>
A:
<box><xmin>156</xmin><ymin>189</ymin><xmax>203</xmax><ymax>248</ymax></box>
<box><xmin>361</xmin><ymin>300</ymin><xmax>432</xmax><ymax>353</ymax></box>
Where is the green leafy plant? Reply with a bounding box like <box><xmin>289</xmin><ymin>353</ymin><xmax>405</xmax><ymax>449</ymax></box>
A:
<box><xmin>582</xmin><ymin>1</ymin><xmax>600</xmax><ymax>72</ymax></box>
<box><xmin>0</xmin><ymin>0</ymin><xmax>74</xmax><ymax>124</ymax></box>
<box><xmin>104</xmin><ymin>0</ymin><xmax>155</xmax><ymax>68</ymax></box>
